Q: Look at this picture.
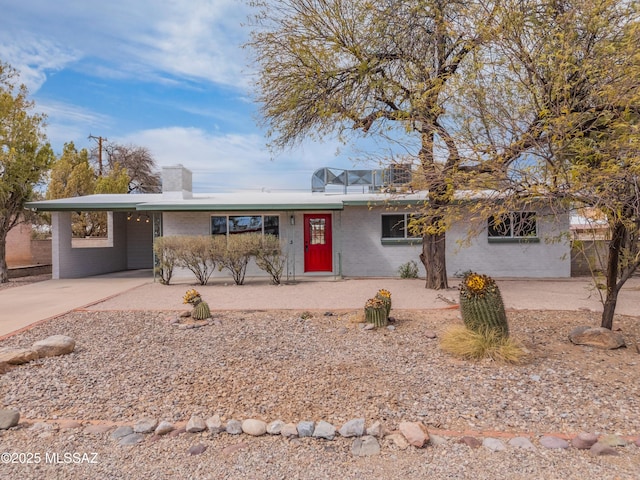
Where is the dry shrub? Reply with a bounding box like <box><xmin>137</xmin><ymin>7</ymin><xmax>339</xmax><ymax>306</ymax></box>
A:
<box><xmin>440</xmin><ymin>325</ymin><xmax>525</xmax><ymax>364</ymax></box>
<box><xmin>255</xmin><ymin>234</ymin><xmax>286</xmax><ymax>284</ymax></box>
<box><xmin>153</xmin><ymin>236</ymin><xmax>182</xmax><ymax>285</ymax></box>
<box><xmin>176</xmin><ymin>235</ymin><xmax>217</xmax><ymax>285</ymax></box>
<box><xmin>215</xmin><ymin>233</ymin><xmax>263</xmax><ymax>285</ymax></box>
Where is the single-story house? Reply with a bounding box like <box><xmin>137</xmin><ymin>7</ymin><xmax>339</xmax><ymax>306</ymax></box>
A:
<box><xmin>25</xmin><ymin>165</ymin><xmax>571</xmax><ymax>280</ymax></box>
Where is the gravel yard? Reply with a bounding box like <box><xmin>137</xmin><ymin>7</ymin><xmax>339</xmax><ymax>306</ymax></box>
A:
<box><xmin>1</xmin><ymin>306</ymin><xmax>639</xmax><ymax>478</ymax></box>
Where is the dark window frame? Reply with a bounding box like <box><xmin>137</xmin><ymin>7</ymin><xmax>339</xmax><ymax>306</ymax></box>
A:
<box><xmin>381</xmin><ymin>213</ymin><xmax>422</xmax><ymax>241</ymax></box>
<box><xmin>488</xmin><ymin>212</ymin><xmax>537</xmax><ymax>240</ymax></box>
<box><xmin>211</xmin><ymin>214</ymin><xmax>280</xmax><ymax>237</ymax></box>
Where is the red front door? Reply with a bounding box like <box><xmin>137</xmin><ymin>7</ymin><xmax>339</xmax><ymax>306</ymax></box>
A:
<box><xmin>304</xmin><ymin>214</ymin><xmax>333</xmax><ymax>272</ymax></box>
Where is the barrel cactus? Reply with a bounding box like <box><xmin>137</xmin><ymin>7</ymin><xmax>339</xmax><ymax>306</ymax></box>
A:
<box><xmin>364</xmin><ymin>297</ymin><xmax>388</xmax><ymax>328</ymax></box>
<box><xmin>459</xmin><ymin>272</ymin><xmax>509</xmax><ymax>338</ymax></box>
<box><xmin>183</xmin><ymin>288</ymin><xmax>212</xmax><ymax>320</ymax></box>
<box><xmin>375</xmin><ymin>289</ymin><xmax>392</xmax><ymax>319</ymax></box>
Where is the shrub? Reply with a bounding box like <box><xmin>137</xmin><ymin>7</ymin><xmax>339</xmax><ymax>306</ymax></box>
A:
<box><xmin>153</xmin><ymin>236</ymin><xmax>182</xmax><ymax>285</ymax></box>
<box><xmin>440</xmin><ymin>325</ymin><xmax>524</xmax><ymax>363</ymax></box>
<box><xmin>215</xmin><ymin>233</ymin><xmax>262</xmax><ymax>285</ymax></box>
<box><xmin>398</xmin><ymin>260</ymin><xmax>419</xmax><ymax>279</ymax></box>
<box><xmin>255</xmin><ymin>234</ymin><xmax>286</xmax><ymax>284</ymax></box>
<box><xmin>175</xmin><ymin>235</ymin><xmax>217</xmax><ymax>285</ymax></box>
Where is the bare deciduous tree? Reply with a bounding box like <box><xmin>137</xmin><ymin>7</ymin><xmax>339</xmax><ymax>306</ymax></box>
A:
<box><xmin>96</xmin><ymin>143</ymin><xmax>161</xmax><ymax>193</ymax></box>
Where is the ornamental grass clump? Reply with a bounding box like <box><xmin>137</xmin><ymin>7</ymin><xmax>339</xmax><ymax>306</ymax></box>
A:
<box><xmin>441</xmin><ymin>272</ymin><xmax>523</xmax><ymax>363</ymax></box>
<box><xmin>183</xmin><ymin>289</ymin><xmax>211</xmax><ymax>320</ymax></box>
<box><xmin>440</xmin><ymin>325</ymin><xmax>524</xmax><ymax>364</ymax></box>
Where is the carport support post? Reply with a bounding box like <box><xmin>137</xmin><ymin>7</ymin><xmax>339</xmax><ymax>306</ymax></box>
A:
<box><xmin>51</xmin><ymin>211</ymin><xmax>72</xmax><ymax>280</ymax></box>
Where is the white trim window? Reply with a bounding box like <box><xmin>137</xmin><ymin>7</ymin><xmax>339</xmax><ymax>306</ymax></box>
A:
<box><xmin>488</xmin><ymin>212</ymin><xmax>537</xmax><ymax>239</ymax></box>
<box><xmin>211</xmin><ymin>215</ymin><xmax>280</xmax><ymax>237</ymax></box>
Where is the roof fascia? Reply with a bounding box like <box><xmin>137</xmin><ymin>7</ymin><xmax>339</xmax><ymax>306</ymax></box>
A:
<box><xmin>137</xmin><ymin>202</ymin><xmax>345</xmax><ymax>211</ymax></box>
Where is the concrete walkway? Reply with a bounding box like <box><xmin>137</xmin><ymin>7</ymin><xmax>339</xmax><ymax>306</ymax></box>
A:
<box><xmin>0</xmin><ymin>270</ymin><xmax>152</xmax><ymax>338</ymax></box>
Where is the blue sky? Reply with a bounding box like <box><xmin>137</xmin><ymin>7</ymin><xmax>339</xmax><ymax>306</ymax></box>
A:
<box><xmin>0</xmin><ymin>0</ymin><xmax>371</xmax><ymax>192</ymax></box>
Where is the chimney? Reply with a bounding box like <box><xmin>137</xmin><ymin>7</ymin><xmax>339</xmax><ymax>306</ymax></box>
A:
<box><xmin>162</xmin><ymin>164</ymin><xmax>193</xmax><ymax>199</ymax></box>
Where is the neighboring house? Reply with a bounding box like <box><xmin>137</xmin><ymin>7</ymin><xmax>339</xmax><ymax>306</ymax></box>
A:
<box><xmin>6</xmin><ymin>218</ymin><xmax>52</xmax><ymax>269</ymax></box>
<box><xmin>25</xmin><ymin>165</ymin><xmax>571</xmax><ymax>280</ymax></box>
<box><xmin>6</xmin><ymin>221</ymin><xmax>33</xmax><ymax>267</ymax></box>
<box><xmin>570</xmin><ymin>210</ymin><xmax>611</xmax><ymax>276</ymax></box>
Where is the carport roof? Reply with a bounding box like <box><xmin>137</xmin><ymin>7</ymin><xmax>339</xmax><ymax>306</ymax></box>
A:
<box><xmin>26</xmin><ymin>191</ymin><xmax>429</xmax><ymax>212</ymax></box>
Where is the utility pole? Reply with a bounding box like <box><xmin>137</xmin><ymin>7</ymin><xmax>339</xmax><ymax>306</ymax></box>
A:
<box><xmin>88</xmin><ymin>134</ymin><xmax>107</xmax><ymax>177</ymax></box>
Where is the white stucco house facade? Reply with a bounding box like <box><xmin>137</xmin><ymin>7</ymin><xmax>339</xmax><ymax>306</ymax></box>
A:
<box><xmin>26</xmin><ymin>165</ymin><xmax>571</xmax><ymax>281</ymax></box>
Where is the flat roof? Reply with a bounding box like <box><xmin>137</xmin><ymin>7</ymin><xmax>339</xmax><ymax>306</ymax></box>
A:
<box><xmin>25</xmin><ymin>191</ymin><xmax>428</xmax><ymax>212</ymax></box>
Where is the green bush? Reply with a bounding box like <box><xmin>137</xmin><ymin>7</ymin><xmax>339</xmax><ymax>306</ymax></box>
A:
<box><xmin>398</xmin><ymin>260</ymin><xmax>419</xmax><ymax>278</ymax></box>
<box><xmin>255</xmin><ymin>234</ymin><xmax>286</xmax><ymax>284</ymax></box>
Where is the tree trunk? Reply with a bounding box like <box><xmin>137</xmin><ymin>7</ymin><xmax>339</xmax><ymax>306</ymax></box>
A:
<box><xmin>420</xmin><ymin>228</ymin><xmax>448</xmax><ymax>289</ymax></box>
<box><xmin>0</xmin><ymin>234</ymin><xmax>7</xmax><ymax>284</ymax></box>
<box><xmin>417</xmin><ymin>125</ymin><xmax>451</xmax><ymax>290</ymax></box>
<box><xmin>601</xmin><ymin>221</ymin><xmax>625</xmax><ymax>330</ymax></box>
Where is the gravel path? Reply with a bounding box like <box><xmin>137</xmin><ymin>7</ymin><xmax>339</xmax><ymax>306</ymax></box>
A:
<box><xmin>1</xmin><ymin>306</ymin><xmax>639</xmax><ymax>478</ymax></box>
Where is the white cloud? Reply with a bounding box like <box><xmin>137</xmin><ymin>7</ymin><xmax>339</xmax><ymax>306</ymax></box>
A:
<box><xmin>116</xmin><ymin>126</ymin><xmax>357</xmax><ymax>192</ymax></box>
<box><xmin>37</xmin><ymin>100</ymin><xmax>113</xmax><ymax>149</ymax></box>
<box><xmin>0</xmin><ymin>0</ymin><xmax>252</xmax><ymax>90</ymax></box>
<box><xmin>0</xmin><ymin>36</ymin><xmax>80</xmax><ymax>92</ymax></box>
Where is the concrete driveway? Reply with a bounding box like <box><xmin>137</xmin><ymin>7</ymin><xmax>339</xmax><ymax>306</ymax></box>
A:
<box><xmin>0</xmin><ymin>270</ymin><xmax>152</xmax><ymax>338</ymax></box>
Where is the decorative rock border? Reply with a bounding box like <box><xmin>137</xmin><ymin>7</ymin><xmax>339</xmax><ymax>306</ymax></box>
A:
<box><xmin>5</xmin><ymin>410</ymin><xmax>639</xmax><ymax>458</ymax></box>
<box><xmin>110</xmin><ymin>414</ymin><xmax>640</xmax><ymax>458</ymax></box>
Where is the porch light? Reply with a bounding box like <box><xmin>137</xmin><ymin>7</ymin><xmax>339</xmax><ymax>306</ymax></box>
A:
<box><xmin>290</xmin><ymin>215</ymin><xmax>295</xmax><ymax>225</ymax></box>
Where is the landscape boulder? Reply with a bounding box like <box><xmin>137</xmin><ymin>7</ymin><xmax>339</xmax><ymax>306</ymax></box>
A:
<box><xmin>32</xmin><ymin>335</ymin><xmax>76</xmax><ymax>357</ymax></box>
<box><xmin>0</xmin><ymin>409</ymin><xmax>20</xmax><ymax>429</ymax></box>
<box><xmin>569</xmin><ymin>326</ymin><xmax>625</xmax><ymax>350</ymax></box>
<box><xmin>0</xmin><ymin>347</ymin><xmax>39</xmax><ymax>365</ymax></box>
<box><xmin>339</xmin><ymin>418</ymin><xmax>365</xmax><ymax>438</ymax></box>
<box><xmin>572</xmin><ymin>432</ymin><xmax>598</xmax><ymax>449</ymax></box>
<box><xmin>242</xmin><ymin>419</ymin><xmax>267</xmax><ymax>436</ymax></box>
<box><xmin>186</xmin><ymin>415</ymin><xmax>206</xmax><ymax>433</ymax></box>
<box><xmin>352</xmin><ymin>436</ymin><xmax>381</xmax><ymax>456</ymax></box>
<box><xmin>398</xmin><ymin>421</ymin><xmax>430</xmax><ymax>448</ymax></box>
<box><xmin>206</xmin><ymin>415</ymin><xmax>224</xmax><ymax>435</ymax></box>
<box><xmin>133</xmin><ymin>417</ymin><xmax>158</xmax><ymax>434</ymax></box>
